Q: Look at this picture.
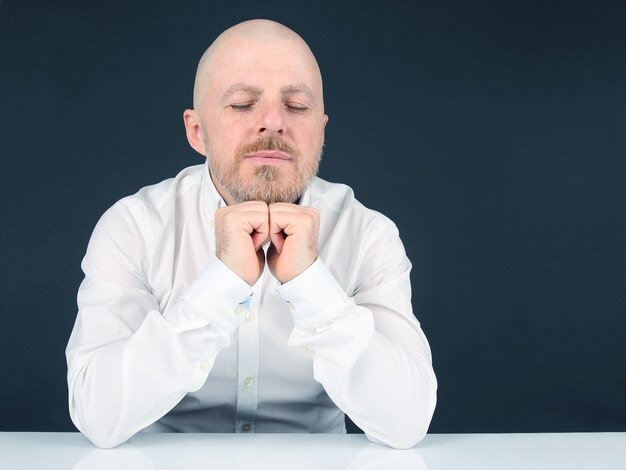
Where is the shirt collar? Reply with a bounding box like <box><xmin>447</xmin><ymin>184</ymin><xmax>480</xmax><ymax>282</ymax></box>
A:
<box><xmin>201</xmin><ymin>161</ymin><xmax>226</xmax><ymax>220</ymax></box>
<box><xmin>299</xmin><ymin>181</ymin><xmax>313</xmax><ymax>207</ymax></box>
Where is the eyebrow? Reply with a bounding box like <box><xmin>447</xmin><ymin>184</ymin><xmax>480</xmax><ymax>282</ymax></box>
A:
<box><xmin>220</xmin><ymin>83</ymin><xmax>263</xmax><ymax>103</ymax></box>
<box><xmin>220</xmin><ymin>82</ymin><xmax>318</xmax><ymax>106</ymax></box>
<box><xmin>280</xmin><ymin>84</ymin><xmax>317</xmax><ymax>105</ymax></box>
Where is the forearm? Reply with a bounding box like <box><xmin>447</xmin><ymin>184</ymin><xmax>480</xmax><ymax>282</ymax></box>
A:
<box><xmin>289</xmin><ymin>305</ymin><xmax>436</xmax><ymax>449</ymax></box>
<box><xmin>67</xmin><ymin>260</ymin><xmax>251</xmax><ymax>448</ymax></box>
<box><xmin>67</xmin><ymin>307</ymin><xmax>231</xmax><ymax>447</ymax></box>
<box><xmin>277</xmin><ymin>259</ymin><xmax>437</xmax><ymax>449</ymax></box>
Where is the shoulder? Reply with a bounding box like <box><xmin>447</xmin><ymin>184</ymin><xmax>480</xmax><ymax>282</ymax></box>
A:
<box><xmin>126</xmin><ymin>164</ymin><xmax>204</xmax><ymax>212</ymax></box>
<box><xmin>308</xmin><ymin>177</ymin><xmax>409</xmax><ymax>294</ymax></box>
<box><xmin>92</xmin><ymin>164</ymin><xmax>204</xmax><ymax>241</ymax></box>
<box><xmin>104</xmin><ymin>164</ymin><xmax>204</xmax><ymax>221</ymax></box>
<box><xmin>308</xmin><ymin>176</ymin><xmax>399</xmax><ymax>240</ymax></box>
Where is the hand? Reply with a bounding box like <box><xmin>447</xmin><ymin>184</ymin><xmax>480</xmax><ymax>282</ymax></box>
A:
<box><xmin>215</xmin><ymin>201</ymin><xmax>269</xmax><ymax>286</ymax></box>
<box><xmin>267</xmin><ymin>203</ymin><xmax>320</xmax><ymax>283</ymax></box>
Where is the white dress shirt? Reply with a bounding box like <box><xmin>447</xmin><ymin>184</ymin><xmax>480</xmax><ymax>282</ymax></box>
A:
<box><xmin>66</xmin><ymin>163</ymin><xmax>437</xmax><ymax>449</ymax></box>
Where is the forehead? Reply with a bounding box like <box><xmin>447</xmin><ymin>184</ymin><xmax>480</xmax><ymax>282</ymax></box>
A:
<box><xmin>204</xmin><ymin>36</ymin><xmax>323</xmax><ymax>99</ymax></box>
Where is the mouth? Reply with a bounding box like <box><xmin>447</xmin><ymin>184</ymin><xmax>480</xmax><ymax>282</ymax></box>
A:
<box><xmin>245</xmin><ymin>151</ymin><xmax>294</xmax><ymax>165</ymax></box>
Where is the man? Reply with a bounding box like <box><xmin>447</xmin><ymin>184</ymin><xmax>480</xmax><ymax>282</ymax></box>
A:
<box><xmin>66</xmin><ymin>19</ymin><xmax>437</xmax><ymax>449</ymax></box>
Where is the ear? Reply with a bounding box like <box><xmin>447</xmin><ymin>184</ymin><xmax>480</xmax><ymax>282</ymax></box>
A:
<box><xmin>183</xmin><ymin>109</ymin><xmax>207</xmax><ymax>156</ymax></box>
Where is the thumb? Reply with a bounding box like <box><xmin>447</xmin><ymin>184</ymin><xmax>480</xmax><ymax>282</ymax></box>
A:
<box><xmin>266</xmin><ymin>243</ymin><xmax>279</xmax><ymax>279</ymax></box>
<box><xmin>270</xmin><ymin>230</ymin><xmax>285</xmax><ymax>255</ymax></box>
<box><xmin>251</xmin><ymin>230</ymin><xmax>269</xmax><ymax>252</ymax></box>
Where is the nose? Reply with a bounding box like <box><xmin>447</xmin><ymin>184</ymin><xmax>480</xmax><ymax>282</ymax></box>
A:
<box><xmin>257</xmin><ymin>101</ymin><xmax>285</xmax><ymax>136</ymax></box>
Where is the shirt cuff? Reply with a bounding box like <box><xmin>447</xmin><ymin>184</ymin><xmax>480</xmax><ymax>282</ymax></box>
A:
<box><xmin>274</xmin><ymin>258</ymin><xmax>352</xmax><ymax>327</ymax></box>
<box><xmin>165</xmin><ymin>257</ymin><xmax>254</xmax><ymax>332</ymax></box>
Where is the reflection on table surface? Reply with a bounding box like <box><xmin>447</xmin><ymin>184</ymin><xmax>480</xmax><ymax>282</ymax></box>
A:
<box><xmin>1</xmin><ymin>432</ymin><xmax>624</xmax><ymax>470</ymax></box>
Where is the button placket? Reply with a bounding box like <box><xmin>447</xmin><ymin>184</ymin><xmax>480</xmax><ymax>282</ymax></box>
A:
<box><xmin>234</xmin><ymin>280</ymin><xmax>260</xmax><ymax>433</ymax></box>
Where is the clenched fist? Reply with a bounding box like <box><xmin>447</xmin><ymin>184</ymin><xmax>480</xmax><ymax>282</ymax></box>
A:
<box><xmin>215</xmin><ymin>201</ymin><xmax>270</xmax><ymax>286</ymax></box>
<box><xmin>214</xmin><ymin>201</ymin><xmax>320</xmax><ymax>286</ymax></box>
<box><xmin>268</xmin><ymin>203</ymin><xmax>320</xmax><ymax>284</ymax></box>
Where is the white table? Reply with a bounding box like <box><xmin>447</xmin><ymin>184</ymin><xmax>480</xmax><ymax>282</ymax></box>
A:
<box><xmin>0</xmin><ymin>432</ymin><xmax>624</xmax><ymax>469</ymax></box>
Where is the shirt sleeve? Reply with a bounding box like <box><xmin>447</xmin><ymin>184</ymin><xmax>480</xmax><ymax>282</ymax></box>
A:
<box><xmin>274</xmin><ymin>221</ymin><xmax>437</xmax><ymax>449</ymax></box>
<box><xmin>65</xmin><ymin>200</ymin><xmax>252</xmax><ymax>448</ymax></box>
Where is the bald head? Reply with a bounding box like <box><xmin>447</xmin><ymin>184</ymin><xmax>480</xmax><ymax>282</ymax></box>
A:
<box><xmin>192</xmin><ymin>19</ymin><xmax>323</xmax><ymax>112</ymax></box>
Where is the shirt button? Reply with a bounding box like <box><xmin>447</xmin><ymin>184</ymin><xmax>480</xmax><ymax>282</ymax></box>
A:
<box><xmin>243</xmin><ymin>377</ymin><xmax>254</xmax><ymax>388</ymax></box>
<box><xmin>242</xmin><ymin>423</ymin><xmax>251</xmax><ymax>432</ymax></box>
<box><xmin>245</xmin><ymin>311</ymin><xmax>255</xmax><ymax>322</ymax></box>
<box><xmin>234</xmin><ymin>304</ymin><xmax>245</xmax><ymax>315</ymax></box>
<box><xmin>199</xmin><ymin>359</ymin><xmax>210</xmax><ymax>370</ymax></box>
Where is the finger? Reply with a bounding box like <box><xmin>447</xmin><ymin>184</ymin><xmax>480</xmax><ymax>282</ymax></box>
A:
<box><xmin>216</xmin><ymin>209</ymin><xmax>267</xmax><ymax>231</ymax></box>
<box><xmin>266</xmin><ymin>243</ymin><xmax>278</xmax><ymax>273</ymax></box>
<box><xmin>269</xmin><ymin>210</ymin><xmax>286</xmax><ymax>253</ymax></box>
<box><xmin>269</xmin><ymin>230</ymin><xmax>285</xmax><ymax>254</ymax></box>
<box><xmin>248</xmin><ymin>211</ymin><xmax>270</xmax><ymax>250</ymax></box>
<box><xmin>268</xmin><ymin>207</ymin><xmax>294</xmax><ymax>236</ymax></box>
<box><xmin>256</xmin><ymin>248</ymin><xmax>265</xmax><ymax>274</ymax></box>
<box><xmin>269</xmin><ymin>204</ymin><xmax>319</xmax><ymax>223</ymax></box>
<box><xmin>248</xmin><ymin>212</ymin><xmax>269</xmax><ymax>234</ymax></box>
<box><xmin>269</xmin><ymin>210</ymin><xmax>307</xmax><ymax>237</ymax></box>
<box><xmin>268</xmin><ymin>202</ymin><xmax>299</xmax><ymax>211</ymax></box>
<box><xmin>252</xmin><ymin>229</ymin><xmax>269</xmax><ymax>251</ymax></box>
<box><xmin>236</xmin><ymin>200</ymin><xmax>270</xmax><ymax>211</ymax></box>
<box><xmin>229</xmin><ymin>204</ymin><xmax>269</xmax><ymax>234</ymax></box>
<box><xmin>216</xmin><ymin>204</ymin><xmax>269</xmax><ymax>250</ymax></box>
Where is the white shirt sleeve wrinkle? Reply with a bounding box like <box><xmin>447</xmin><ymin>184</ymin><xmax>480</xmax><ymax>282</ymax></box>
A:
<box><xmin>274</xmin><ymin>207</ymin><xmax>437</xmax><ymax>450</ymax></box>
<box><xmin>66</xmin><ymin>168</ymin><xmax>436</xmax><ymax>449</ymax></box>
<box><xmin>67</xmin><ymin>190</ymin><xmax>250</xmax><ymax>448</ymax></box>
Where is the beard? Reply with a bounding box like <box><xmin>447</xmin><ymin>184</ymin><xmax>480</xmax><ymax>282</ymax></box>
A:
<box><xmin>205</xmin><ymin>135</ymin><xmax>323</xmax><ymax>204</ymax></box>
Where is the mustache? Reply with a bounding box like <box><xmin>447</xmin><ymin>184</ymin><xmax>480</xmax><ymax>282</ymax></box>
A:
<box><xmin>236</xmin><ymin>136</ymin><xmax>300</xmax><ymax>160</ymax></box>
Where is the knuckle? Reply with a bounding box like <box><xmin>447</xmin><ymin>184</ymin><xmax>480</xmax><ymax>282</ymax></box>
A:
<box><xmin>304</xmin><ymin>208</ymin><xmax>319</xmax><ymax>223</ymax></box>
<box><xmin>220</xmin><ymin>210</ymin><xmax>235</xmax><ymax>224</ymax></box>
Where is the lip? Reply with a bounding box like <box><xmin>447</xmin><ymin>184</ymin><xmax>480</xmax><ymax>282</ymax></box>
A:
<box><xmin>245</xmin><ymin>151</ymin><xmax>293</xmax><ymax>164</ymax></box>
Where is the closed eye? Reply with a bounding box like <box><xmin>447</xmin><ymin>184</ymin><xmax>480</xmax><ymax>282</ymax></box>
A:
<box><xmin>230</xmin><ymin>102</ymin><xmax>254</xmax><ymax>111</ymax></box>
<box><xmin>285</xmin><ymin>102</ymin><xmax>308</xmax><ymax>112</ymax></box>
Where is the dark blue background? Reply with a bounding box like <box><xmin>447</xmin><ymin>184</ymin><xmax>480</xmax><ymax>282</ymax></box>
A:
<box><xmin>1</xmin><ymin>0</ymin><xmax>625</xmax><ymax>433</ymax></box>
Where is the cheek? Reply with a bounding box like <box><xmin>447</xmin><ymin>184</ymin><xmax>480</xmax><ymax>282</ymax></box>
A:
<box><xmin>293</xmin><ymin>119</ymin><xmax>325</xmax><ymax>146</ymax></box>
<box><xmin>206</xmin><ymin>115</ymin><xmax>249</xmax><ymax>148</ymax></box>
<box><xmin>303</xmin><ymin>127</ymin><xmax>325</xmax><ymax>154</ymax></box>
<box><xmin>210</xmin><ymin>132</ymin><xmax>243</xmax><ymax>159</ymax></box>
